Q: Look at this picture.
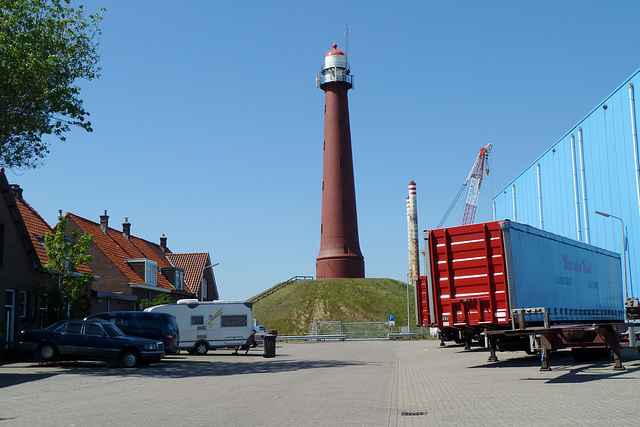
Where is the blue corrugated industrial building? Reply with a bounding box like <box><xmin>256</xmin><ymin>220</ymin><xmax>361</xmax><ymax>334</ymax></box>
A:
<box><xmin>493</xmin><ymin>68</ymin><xmax>640</xmax><ymax>303</ymax></box>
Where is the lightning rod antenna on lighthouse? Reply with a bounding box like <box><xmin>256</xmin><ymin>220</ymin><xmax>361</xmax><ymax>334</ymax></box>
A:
<box><xmin>345</xmin><ymin>23</ymin><xmax>350</xmax><ymax>59</ymax></box>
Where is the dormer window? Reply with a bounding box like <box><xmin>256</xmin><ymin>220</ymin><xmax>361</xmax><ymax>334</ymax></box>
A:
<box><xmin>145</xmin><ymin>260</ymin><xmax>157</xmax><ymax>286</ymax></box>
<box><xmin>175</xmin><ymin>269</ymin><xmax>184</xmax><ymax>291</ymax></box>
<box><xmin>126</xmin><ymin>258</ymin><xmax>159</xmax><ymax>287</ymax></box>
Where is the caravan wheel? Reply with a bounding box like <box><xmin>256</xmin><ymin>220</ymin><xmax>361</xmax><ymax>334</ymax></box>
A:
<box><xmin>195</xmin><ymin>342</ymin><xmax>209</xmax><ymax>355</ymax></box>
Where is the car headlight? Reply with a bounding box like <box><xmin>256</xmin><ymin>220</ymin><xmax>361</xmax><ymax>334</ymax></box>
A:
<box><xmin>144</xmin><ymin>343</ymin><xmax>158</xmax><ymax>351</ymax></box>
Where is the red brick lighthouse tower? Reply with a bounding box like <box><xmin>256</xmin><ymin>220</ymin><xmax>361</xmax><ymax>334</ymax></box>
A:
<box><xmin>316</xmin><ymin>43</ymin><xmax>365</xmax><ymax>279</ymax></box>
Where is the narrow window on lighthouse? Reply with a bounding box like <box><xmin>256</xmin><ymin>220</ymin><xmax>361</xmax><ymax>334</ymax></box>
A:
<box><xmin>321</xmin><ymin>224</ymin><xmax>323</xmax><ymax>234</ymax></box>
<box><xmin>324</xmin><ymin>105</ymin><xmax>326</xmax><ymax>114</ymax></box>
<box><xmin>323</xmin><ymin>141</ymin><xmax>325</xmax><ymax>151</ymax></box>
<box><xmin>322</xmin><ymin>181</ymin><xmax>324</xmax><ymax>190</ymax></box>
<box><xmin>339</xmin><ymin>120</ymin><xmax>343</xmax><ymax>129</ymax></box>
<box><xmin>342</xmin><ymin>200</ymin><xmax>346</xmax><ymax>210</ymax></box>
<box><xmin>340</xmin><ymin>159</ymin><xmax>344</xmax><ymax>169</ymax></box>
<box><xmin>344</xmin><ymin>244</ymin><xmax>349</xmax><ymax>254</ymax></box>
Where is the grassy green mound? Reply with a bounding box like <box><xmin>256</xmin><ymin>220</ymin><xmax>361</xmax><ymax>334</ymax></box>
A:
<box><xmin>252</xmin><ymin>278</ymin><xmax>416</xmax><ymax>335</ymax></box>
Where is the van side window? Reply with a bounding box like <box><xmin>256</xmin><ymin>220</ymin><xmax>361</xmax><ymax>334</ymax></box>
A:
<box><xmin>221</xmin><ymin>315</ymin><xmax>247</xmax><ymax>327</ymax></box>
<box><xmin>191</xmin><ymin>316</ymin><xmax>204</xmax><ymax>325</ymax></box>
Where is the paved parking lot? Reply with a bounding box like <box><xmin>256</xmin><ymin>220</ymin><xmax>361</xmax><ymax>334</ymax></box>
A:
<box><xmin>1</xmin><ymin>340</ymin><xmax>639</xmax><ymax>426</ymax></box>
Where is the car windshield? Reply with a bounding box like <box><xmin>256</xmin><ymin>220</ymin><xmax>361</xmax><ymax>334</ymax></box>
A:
<box><xmin>102</xmin><ymin>323</ymin><xmax>125</xmax><ymax>337</ymax></box>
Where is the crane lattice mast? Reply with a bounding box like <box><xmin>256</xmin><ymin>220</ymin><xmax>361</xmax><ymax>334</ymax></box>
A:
<box><xmin>461</xmin><ymin>143</ymin><xmax>492</xmax><ymax>225</ymax></box>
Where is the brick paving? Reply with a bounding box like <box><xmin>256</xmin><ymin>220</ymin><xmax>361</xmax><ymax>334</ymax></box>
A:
<box><xmin>394</xmin><ymin>340</ymin><xmax>640</xmax><ymax>426</ymax></box>
<box><xmin>1</xmin><ymin>339</ymin><xmax>639</xmax><ymax>426</ymax></box>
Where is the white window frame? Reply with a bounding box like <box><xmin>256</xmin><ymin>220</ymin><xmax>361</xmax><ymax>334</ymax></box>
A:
<box><xmin>145</xmin><ymin>260</ymin><xmax>157</xmax><ymax>287</ymax></box>
<box><xmin>20</xmin><ymin>291</ymin><xmax>27</xmax><ymax>319</ymax></box>
<box><xmin>175</xmin><ymin>269</ymin><xmax>184</xmax><ymax>291</ymax></box>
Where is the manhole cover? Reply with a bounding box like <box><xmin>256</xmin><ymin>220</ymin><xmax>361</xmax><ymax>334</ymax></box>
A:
<box><xmin>401</xmin><ymin>411</ymin><xmax>427</xmax><ymax>416</ymax></box>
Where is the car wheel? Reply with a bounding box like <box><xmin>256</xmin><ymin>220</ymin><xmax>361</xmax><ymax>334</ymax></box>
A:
<box><xmin>195</xmin><ymin>342</ymin><xmax>208</xmax><ymax>355</ymax></box>
<box><xmin>39</xmin><ymin>343</ymin><xmax>58</xmax><ymax>361</ymax></box>
<box><xmin>120</xmin><ymin>349</ymin><xmax>140</xmax><ymax>368</ymax></box>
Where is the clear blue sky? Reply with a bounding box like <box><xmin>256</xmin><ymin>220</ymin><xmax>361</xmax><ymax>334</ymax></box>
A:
<box><xmin>9</xmin><ymin>1</ymin><xmax>640</xmax><ymax>300</ymax></box>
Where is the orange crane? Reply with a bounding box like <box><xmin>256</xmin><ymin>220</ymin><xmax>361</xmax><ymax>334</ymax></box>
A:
<box><xmin>438</xmin><ymin>143</ymin><xmax>492</xmax><ymax>228</ymax></box>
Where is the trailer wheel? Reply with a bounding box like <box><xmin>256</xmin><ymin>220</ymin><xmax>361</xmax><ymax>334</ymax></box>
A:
<box><xmin>194</xmin><ymin>341</ymin><xmax>209</xmax><ymax>355</ymax></box>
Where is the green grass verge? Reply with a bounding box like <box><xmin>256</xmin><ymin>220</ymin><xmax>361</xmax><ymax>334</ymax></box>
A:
<box><xmin>253</xmin><ymin>278</ymin><xmax>426</xmax><ymax>336</ymax></box>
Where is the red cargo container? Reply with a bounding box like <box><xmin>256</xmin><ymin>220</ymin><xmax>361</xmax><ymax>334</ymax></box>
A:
<box><xmin>417</xmin><ymin>221</ymin><xmax>511</xmax><ymax>331</ymax></box>
<box><xmin>416</xmin><ymin>220</ymin><xmax>624</xmax><ymax>347</ymax></box>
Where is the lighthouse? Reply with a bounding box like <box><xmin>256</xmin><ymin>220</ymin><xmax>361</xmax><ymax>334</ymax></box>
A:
<box><xmin>316</xmin><ymin>43</ymin><xmax>365</xmax><ymax>279</ymax></box>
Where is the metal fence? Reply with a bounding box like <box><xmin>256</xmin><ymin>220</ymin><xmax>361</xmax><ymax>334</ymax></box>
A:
<box><xmin>309</xmin><ymin>321</ymin><xmax>390</xmax><ymax>340</ymax></box>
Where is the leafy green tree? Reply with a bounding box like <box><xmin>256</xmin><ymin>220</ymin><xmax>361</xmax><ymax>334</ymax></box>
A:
<box><xmin>0</xmin><ymin>0</ymin><xmax>104</xmax><ymax>169</ymax></box>
<box><xmin>140</xmin><ymin>294</ymin><xmax>175</xmax><ymax>310</ymax></box>
<box><xmin>42</xmin><ymin>215</ymin><xmax>94</xmax><ymax>321</ymax></box>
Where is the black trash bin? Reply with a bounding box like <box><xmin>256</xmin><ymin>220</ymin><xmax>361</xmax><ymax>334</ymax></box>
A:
<box><xmin>263</xmin><ymin>334</ymin><xmax>276</xmax><ymax>358</ymax></box>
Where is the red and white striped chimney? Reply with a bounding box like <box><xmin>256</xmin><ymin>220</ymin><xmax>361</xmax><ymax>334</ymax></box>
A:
<box><xmin>407</xmin><ymin>181</ymin><xmax>419</xmax><ymax>285</ymax></box>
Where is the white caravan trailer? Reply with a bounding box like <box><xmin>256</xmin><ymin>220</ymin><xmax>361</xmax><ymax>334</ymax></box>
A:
<box><xmin>145</xmin><ymin>299</ymin><xmax>255</xmax><ymax>355</ymax></box>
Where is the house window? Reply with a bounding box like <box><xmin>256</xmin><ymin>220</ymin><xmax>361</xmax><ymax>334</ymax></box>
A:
<box><xmin>221</xmin><ymin>315</ymin><xmax>247</xmax><ymax>327</ymax></box>
<box><xmin>145</xmin><ymin>260</ymin><xmax>157</xmax><ymax>286</ymax></box>
<box><xmin>202</xmin><ymin>278</ymin><xmax>208</xmax><ymax>300</ymax></box>
<box><xmin>0</xmin><ymin>224</ymin><xmax>4</xmax><ymax>267</ymax></box>
<box><xmin>20</xmin><ymin>291</ymin><xmax>27</xmax><ymax>319</ymax></box>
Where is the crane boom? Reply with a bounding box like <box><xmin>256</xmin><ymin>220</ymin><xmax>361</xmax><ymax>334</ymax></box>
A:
<box><xmin>437</xmin><ymin>143</ymin><xmax>492</xmax><ymax>228</ymax></box>
<box><xmin>462</xmin><ymin>143</ymin><xmax>492</xmax><ymax>225</ymax></box>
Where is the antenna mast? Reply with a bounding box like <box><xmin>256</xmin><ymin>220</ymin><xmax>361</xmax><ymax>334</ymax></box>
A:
<box><xmin>345</xmin><ymin>23</ymin><xmax>350</xmax><ymax>59</ymax></box>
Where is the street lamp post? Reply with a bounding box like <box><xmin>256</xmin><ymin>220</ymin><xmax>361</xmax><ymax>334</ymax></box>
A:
<box><xmin>201</xmin><ymin>263</ymin><xmax>219</xmax><ymax>302</ymax></box>
<box><xmin>594</xmin><ymin>211</ymin><xmax>628</xmax><ymax>302</ymax></box>
<box><xmin>595</xmin><ymin>210</ymin><xmax>635</xmax><ymax>347</ymax></box>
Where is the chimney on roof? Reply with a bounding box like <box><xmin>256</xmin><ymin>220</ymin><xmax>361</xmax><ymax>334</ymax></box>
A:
<box><xmin>10</xmin><ymin>184</ymin><xmax>23</xmax><ymax>201</ymax></box>
<box><xmin>160</xmin><ymin>234</ymin><xmax>167</xmax><ymax>252</ymax></box>
<box><xmin>100</xmin><ymin>210</ymin><xmax>109</xmax><ymax>234</ymax></box>
<box><xmin>122</xmin><ymin>217</ymin><xmax>131</xmax><ymax>240</ymax></box>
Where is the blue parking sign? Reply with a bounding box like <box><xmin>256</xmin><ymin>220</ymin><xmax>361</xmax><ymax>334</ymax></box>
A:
<box><xmin>388</xmin><ymin>314</ymin><xmax>395</xmax><ymax>322</ymax></box>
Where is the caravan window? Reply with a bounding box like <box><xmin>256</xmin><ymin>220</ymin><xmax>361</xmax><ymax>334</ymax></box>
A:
<box><xmin>191</xmin><ymin>316</ymin><xmax>204</xmax><ymax>325</ymax></box>
<box><xmin>221</xmin><ymin>315</ymin><xmax>247</xmax><ymax>327</ymax></box>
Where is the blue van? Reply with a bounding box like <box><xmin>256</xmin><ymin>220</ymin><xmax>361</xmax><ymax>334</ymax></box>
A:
<box><xmin>86</xmin><ymin>311</ymin><xmax>180</xmax><ymax>355</ymax></box>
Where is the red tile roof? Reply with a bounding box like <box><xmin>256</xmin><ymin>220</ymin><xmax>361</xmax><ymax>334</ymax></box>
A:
<box><xmin>5</xmin><ymin>173</ymin><xmax>92</xmax><ymax>275</ymax></box>
<box><xmin>14</xmin><ymin>196</ymin><xmax>51</xmax><ymax>266</ymax></box>
<box><xmin>68</xmin><ymin>213</ymin><xmax>174</xmax><ymax>289</ymax></box>
<box><xmin>166</xmin><ymin>252</ymin><xmax>211</xmax><ymax>295</ymax></box>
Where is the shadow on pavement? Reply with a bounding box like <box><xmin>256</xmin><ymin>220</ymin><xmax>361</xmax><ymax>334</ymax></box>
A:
<box><xmin>3</xmin><ymin>349</ymin><xmax>368</xmax><ymax>381</ymax></box>
<box><xmin>468</xmin><ymin>347</ymin><xmax>640</xmax><ymax>383</ymax></box>
<box><xmin>0</xmin><ymin>372</ymin><xmax>60</xmax><ymax>389</ymax></box>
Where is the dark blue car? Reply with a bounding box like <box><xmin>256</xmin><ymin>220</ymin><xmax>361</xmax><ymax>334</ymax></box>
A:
<box><xmin>19</xmin><ymin>319</ymin><xmax>164</xmax><ymax>368</ymax></box>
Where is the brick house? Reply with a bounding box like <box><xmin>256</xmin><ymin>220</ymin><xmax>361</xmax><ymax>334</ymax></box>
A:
<box><xmin>1</xmin><ymin>173</ymin><xmax>97</xmax><ymax>349</ymax></box>
<box><xmin>65</xmin><ymin>212</ymin><xmax>219</xmax><ymax>312</ymax></box>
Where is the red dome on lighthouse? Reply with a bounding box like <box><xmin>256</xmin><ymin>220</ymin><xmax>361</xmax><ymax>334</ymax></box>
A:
<box><xmin>325</xmin><ymin>43</ymin><xmax>346</xmax><ymax>57</ymax></box>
